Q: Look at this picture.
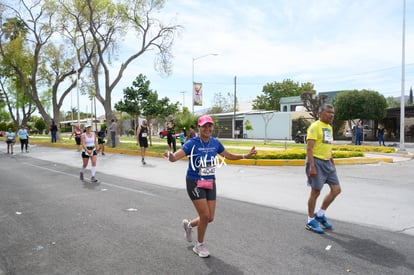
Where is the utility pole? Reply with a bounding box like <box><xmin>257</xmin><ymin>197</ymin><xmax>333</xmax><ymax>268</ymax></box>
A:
<box><xmin>233</xmin><ymin>76</ymin><xmax>237</xmax><ymax>139</ymax></box>
<box><xmin>399</xmin><ymin>0</ymin><xmax>406</xmax><ymax>152</ymax></box>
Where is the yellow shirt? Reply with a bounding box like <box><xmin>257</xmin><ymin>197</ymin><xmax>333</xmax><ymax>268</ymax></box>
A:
<box><xmin>306</xmin><ymin>120</ymin><xmax>333</xmax><ymax>160</ymax></box>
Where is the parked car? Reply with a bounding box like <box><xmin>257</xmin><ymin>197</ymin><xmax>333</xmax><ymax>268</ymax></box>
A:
<box><xmin>345</xmin><ymin>129</ymin><xmax>352</xmax><ymax>138</ymax></box>
<box><xmin>0</xmin><ymin>131</ymin><xmax>4</xmax><ymax>137</ymax></box>
<box><xmin>159</xmin><ymin>129</ymin><xmax>168</xmax><ymax>138</ymax></box>
<box><xmin>363</xmin><ymin>125</ymin><xmax>375</xmax><ymax>139</ymax></box>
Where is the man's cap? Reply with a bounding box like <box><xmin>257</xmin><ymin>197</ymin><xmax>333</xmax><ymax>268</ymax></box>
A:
<box><xmin>85</xmin><ymin>124</ymin><xmax>92</xmax><ymax>128</ymax></box>
<box><xmin>198</xmin><ymin>115</ymin><xmax>214</xmax><ymax>126</ymax></box>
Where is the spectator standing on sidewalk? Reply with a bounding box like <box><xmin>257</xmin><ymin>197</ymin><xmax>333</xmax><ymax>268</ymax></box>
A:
<box><xmin>80</xmin><ymin>124</ymin><xmax>99</xmax><ymax>183</ymax></box>
<box><xmin>70</xmin><ymin>125</ymin><xmax>83</xmax><ymax>152</ymax></box>
<box><xmin>49</xmin><ymin>120</ymin><xmax>58</xmax><ymax>143</ymax></box>
<box><xmin>305</xmin><ymin>104</ymin><xmax>341</xmax><ymax>234</ymax></box>
<box><xmin>354</xmin><ymin>121</ymin><xmax>363</xmax><ymax>145</ymax></box>
<box><xmin>97</xmin><ymin>126</ymin><xmax>106</xmax><ymax>155</ymax></box>
<box><xmin>18</xmin><ymin>125</ymin><xmax>29</xmax><ymax>153</ymax></box>
<box><xmin>376</xmin><ymin>125</ymin><xmax>386</xmax><ymax>146</ymax></box>
<box><xmin>136</xmin><ymin>119</ymin><xmax>150</xmax><ymax>165</ymax></box>
<box><xmin>108</xmin><ymin>119</ymin><xmax>117</xmax><ymax>148</ymax></box>
<box><xmin>6</xmin><ymin>128</ymin><xmax>15</xmax><ymax>154</ymax></box>
<box><xmin>166</xmin><ymin>116</ymin><xmax>176</xmax><ymax>152</ymax></box>
<box><xmin>165</xmin><ymin>115</ymin><xmax>257</xmax><ymax>258</ymax></box>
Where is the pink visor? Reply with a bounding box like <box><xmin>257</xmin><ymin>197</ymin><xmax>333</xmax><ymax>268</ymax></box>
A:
<box><xmin>198</xmin><ymin>115</ymin><xmax>214</xmax><ymax>126</ymax></box>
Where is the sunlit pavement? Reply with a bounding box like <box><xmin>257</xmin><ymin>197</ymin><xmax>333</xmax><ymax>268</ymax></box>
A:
<box><xmin>14</xmin><ymin>143</ymin><xmax>414</xmax><ymax>237</ymax></box>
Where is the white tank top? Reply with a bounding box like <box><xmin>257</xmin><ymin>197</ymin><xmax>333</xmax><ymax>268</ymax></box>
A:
<box><xmin>84</xmin><ymin>133</ymin><xmax>95</xmax><ymax>147</ymax></box>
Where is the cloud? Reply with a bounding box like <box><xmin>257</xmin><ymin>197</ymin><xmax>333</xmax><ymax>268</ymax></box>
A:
<box><xmin>64</xmin><ymin>0</ymin><xmax>414</xmax><ymax>115</ymax></box>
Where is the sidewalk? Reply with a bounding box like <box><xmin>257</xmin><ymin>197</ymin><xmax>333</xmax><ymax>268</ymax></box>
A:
<box><xmin>35</xmin><ymin>139</ymin><xmax>414</xmax><ymax>165</ymax></box>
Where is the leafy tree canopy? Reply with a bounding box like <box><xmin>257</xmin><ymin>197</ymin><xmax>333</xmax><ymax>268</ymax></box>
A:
<box><xmin>332</xmin><ymin>89</ymin><xmax>387</xmax><ymax>121</ymax></box>
<box><xmin>252</xmin><ymin>79</ymin><xmax>314</xmax><ymax>111</ymax></box>
<box><xmin>114</xmin><ymin>74</ymin><xmax>179</xmax><ymax>129</ymax></box>
<box><xmin>386</xmin><ymin>96</ymin><xmax>400</xmax><ymax>108</ymax></box>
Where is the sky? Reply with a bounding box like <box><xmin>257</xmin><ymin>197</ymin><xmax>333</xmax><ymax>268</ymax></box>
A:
<box><xmin>64</xmin><ymin>0</ymin><xmax>414</xmax><ymax>117</ymax></box>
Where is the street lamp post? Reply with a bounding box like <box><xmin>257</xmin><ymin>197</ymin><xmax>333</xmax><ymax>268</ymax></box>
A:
<box><xmin>399</xmin><ymin>0</ymin><xmax>406</xmax><ymax>152</ymax></box>
<box><xmin>192</xmin><ymin>53</ymin><xmax>218</xmax><ymax>114</ymax></box>
<box><xmin>77</xmin><ymin>70</ymin><xmax>80</xmax><ymax>127</ymax></box>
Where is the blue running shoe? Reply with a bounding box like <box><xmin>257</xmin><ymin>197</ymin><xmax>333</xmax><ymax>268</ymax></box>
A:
<box><xmin>314</xmin><ymin>213</ymin><xmax>332</xmax><ymax>229</ymax></box>
<box><xmin>306</xmin><ymin>219</ymin><xmax>324</xmax><ymax>234</ymax></box>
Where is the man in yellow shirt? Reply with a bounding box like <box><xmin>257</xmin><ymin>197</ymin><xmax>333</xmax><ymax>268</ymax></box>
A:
<box><xmin>305</xmin><ymin>104</ymin><xmax>341</xmax><ymax>234</ymax></box>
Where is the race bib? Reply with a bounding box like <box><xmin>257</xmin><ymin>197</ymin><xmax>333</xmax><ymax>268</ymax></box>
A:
<box><xmin>322</xmin><ymin>128</ymin><xmax>333</xmax><ymax>144</ymax></box>
<box><xmin>199</xmin><ymin>166</ymin><xmax>216</xmax><ymax>176</ymax></box>
<box><xmin>197</xmin><ymin>179</ymin><xmax>213</xmax><ymax>190</ymax></box>
<box><xmin>141</xmin><ymin>133</ymin><xmax>147</xmax><ymax>138</ymax></box>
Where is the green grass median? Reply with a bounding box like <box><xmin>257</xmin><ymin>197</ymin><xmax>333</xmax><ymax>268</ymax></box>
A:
<box><xmin>13</xmin><ymin>134</ymin><xmax>395</xmax><ymax>160</ymax></box>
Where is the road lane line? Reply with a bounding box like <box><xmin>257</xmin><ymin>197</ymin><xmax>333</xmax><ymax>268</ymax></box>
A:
<box><xmin>24</xmin><ymin>162</ymin><xmax>158</xmax><ymax>197</ymax></box>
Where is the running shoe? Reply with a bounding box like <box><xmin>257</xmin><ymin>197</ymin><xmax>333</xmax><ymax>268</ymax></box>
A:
<box><xmin>306</xmin><ymin>219</ymin><xmax>324</xmax><ymax>234</ymax></box>
<box><xmin>314</xmin><ymin>213</ymin><xmax>333</xmax><ymax>229</ymax></box>
<box><xmin>141</xmin><ymin>159</ymin><xmax>146</xmax><ymax>165</ymax></box>
<box><xmin>182</xmin><ymin>219</ymin><xmax>193</xmax><ymax>242</ymax></box>
<box><xmin>80</xmin><ymin>172</ymin><xmax>84</xmax><ymax>181</ymax></box>
<box><xmin>193</xmin><ymin>243</ymin><xmax>210</xmax><ymax>258</ymax></box>
<box><xmin>91</xmin><ymin>176</ymin><xmax>98</xmax><ymax>183</ymax></box>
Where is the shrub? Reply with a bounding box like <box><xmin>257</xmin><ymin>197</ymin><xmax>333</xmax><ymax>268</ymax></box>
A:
<box><xmin>252</xmin><ymin>149</ymin><xmax>364</xmax><ymax>160</ymax></box>
<box><xmin>332</xmin><ymin>145</ymin><xmax>395</xmax><ymax>153</ymax></box>
<box><xmin>35</xmin><ymin>119</ymin><xmax>47</xmax><ymax>134</ymax></box>
<box><xmin>125</xmin><ymin>129</ymin><xmax>135</xmax><ymax>136</ymax></box>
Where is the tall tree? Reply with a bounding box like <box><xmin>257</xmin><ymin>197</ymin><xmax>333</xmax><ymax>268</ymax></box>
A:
<box><xmin>78</xmin><ymin>0</ymin><xmax>182</xmax><ymax>126</ymax></box>
<box><xmin>0</xmin><ymin>0</ymin><xmax>180</xmax><ymax>137</ymax></box>
<box><xmin>0</xmin><ymin>76</ymin><xmax>36</xmax><ymax>128</ymax></box>
<box><xmin>332</xmin><ymin>89</ymin><xmax>387</xmax><ymax>130</ymax></box>
<box><xmin>252</xmin><ymin>79</ymin><xmax>314</xmax><ymax>111</ymax></box>
<box><xmin>114</xmin><ymin>74</ymin><xmax>150</xmax><ymax>130</ymax></box>
<box><xmin>115</xmin><ymin>74</ymin><xmax>179</xmax><ymax>144</ymax></box>
<box><xmin>0</xmin><ymin>1</ymin><xmax>90</xmax><ymax>138</ymax></box>
<box><xmin>0</xmin><ymin>16</ymin><xmax>36</xmax><ymax>127</ymax></box>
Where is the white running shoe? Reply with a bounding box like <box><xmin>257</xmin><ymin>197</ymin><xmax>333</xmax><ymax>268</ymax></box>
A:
<box><xmin>182</xmin><ymin>219</ymin><xmax>193</xmax><ymax>242</ymax></box>
<box><xmin>193</xmin><ymin>243</ymin><xmax>210</xmax><ymax>258</ymax></box>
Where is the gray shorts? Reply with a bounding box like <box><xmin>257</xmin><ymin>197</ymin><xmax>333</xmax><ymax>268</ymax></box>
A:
<box><xmin>186</xmin><ymin>178</ymin><xmax>216</xmax><ymax>201</ymax></box>
<box><xmin>306</xmin><ymin>158</ymin><xmax>340</xmax><ymax>190</ymax></box>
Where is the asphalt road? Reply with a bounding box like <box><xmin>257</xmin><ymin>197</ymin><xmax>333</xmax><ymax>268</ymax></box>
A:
<box><xmin>0</xmin><ymin>147</ymin><xmax>413</xmax><ymax>274</ymax></box>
